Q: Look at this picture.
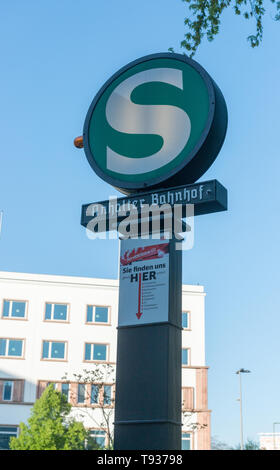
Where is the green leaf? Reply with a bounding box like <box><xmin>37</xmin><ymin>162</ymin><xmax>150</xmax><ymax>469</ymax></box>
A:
<box><xmin>10</xmin><ymin>385</ymin><xmax>88</xmax><ymax>450</ymax></box>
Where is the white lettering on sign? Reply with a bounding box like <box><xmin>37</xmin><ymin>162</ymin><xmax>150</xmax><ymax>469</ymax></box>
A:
<box><xmin>118</xmin><ymin>238</ymin><xmax>169</xmax><ymax>326</ymax></box>
<box><xmin>105</xmin><ymin>68</ymin><xmax>191</xmax><ymax>174</ymax></box>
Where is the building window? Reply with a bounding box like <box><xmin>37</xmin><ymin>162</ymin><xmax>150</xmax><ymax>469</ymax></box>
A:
<box><xmin>182</xmin><ymin>348</ymin><xmax>190</xmax><ymax>366</ymax></box>
<box><xmin>61</xmin><ymin>383</ymin><xmax>69</xmax><ymax>401</ymax></box>
<box><xmin>89</xmin><ymin>429</ymin><xmax>106</xmax><ymax>449</ymax></box>
<box><xmin>3</xmin><ymin>381</ymin><xmax>13</xmax><ymax>401</ymax></box>
<box><xmin>42</xmin><ymin>341</ymin><xmax>67</xmax><ymax>360</ymax></box>
<box><xmin>2</xmin><ymin>300</ymin><xmax>27</xmax><ymax>319</ymax></box>
<box><xmin>45</xmin><ymin>303</ymin><xmax>68</xmax><ymax>322</ymax></box>
<box><xmin>104</xmin><ymin>385</ymin><xmax>112</xmax><ymax>405</ymax></box>
<box><xmin>77</xmin><ymin>384</ymin><xmax>86</xmax><ymax>404</ymax></box>
<box><xmin>182</xmin><ymin>432</ymin><xmax>192</xmax><ymax>450</ymax></box>
<box><xmin>0</xmin><ymin>339</ymin><xmax>24</xmax><ymax>358</ymax></box>
<box><xmin>0</xmin><ymin>426</ymin><xmax>18</xmax><ymax>450</ymax></box>
<box><xmin>0</xmin><ymin>379</ymin><xmax>24</xmax><ymax>403</ymax></box>
<box><xmin>84</xmin><ymin>343</ymin><xmax>108</xmax><ymax>362</ymax></box>
<box><xmin>86</xmin><ymin>306</ymin><xmax>109</xmax><ymax>324</ymax></box>
<box><xmin>182</xmin><ymin>311</ymin><xmax>190</xmax><ymax>329</ymax></box>
<box><xmin>91</xmin><ymin>385</ymin><xmax>99</xmax><ymax>404</ymax></box>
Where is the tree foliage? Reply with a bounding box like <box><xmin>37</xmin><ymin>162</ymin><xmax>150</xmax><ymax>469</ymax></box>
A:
<box><xmin>234</xmin><ymin>438</ymin><xmax>260</xmax><ymax>450</ymax></box>
<box><xmin>211</xmin><ymin>436</ymin><xmax>232</xmax><ymax>450</ymax></box>
<box><xmin>9</xmin><ymin>385</ymin><xmax>94</xmax><ymax>450</ymax></box>
<box><xmin>62</xmin><ymin>364</ymin><xmax>115</xmax><ymax>449</ymax></box>
<box><xmin>172</xmin><ymin>0</ymin><xmax>280</xmax><ymax>56</ymax></box>
<box><xmin>211</xmin><ymin>436</ymin><xmax>260</xmax><ymax>450</ymax></box>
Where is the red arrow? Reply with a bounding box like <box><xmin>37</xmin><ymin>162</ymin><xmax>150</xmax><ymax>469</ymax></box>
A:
<box><xmin>136</xmin><ymin>273</ymin><xmax>143</xmax><ymax>319</ymax></box>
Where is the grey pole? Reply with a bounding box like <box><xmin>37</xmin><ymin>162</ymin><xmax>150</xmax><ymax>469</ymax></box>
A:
<box><xmin>236</xmin><ymin>368</ymin><xmax>251</xmax><ymax>451</ymax></box>
<box><xmin>239</xmin><ymin>372</ymin><xmax>244</xmax><ymax>451</ymax></box>
<box><xmin>0</xmin><ymin>211</ymin><xmax>3</xmax><ymax>237</ymax></box>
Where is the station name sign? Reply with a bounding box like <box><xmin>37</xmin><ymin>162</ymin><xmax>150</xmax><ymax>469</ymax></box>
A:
<box><xmin>81</xmin><ymin>179</ymin><xmax>227</xmax><ymax>232</ymax></box>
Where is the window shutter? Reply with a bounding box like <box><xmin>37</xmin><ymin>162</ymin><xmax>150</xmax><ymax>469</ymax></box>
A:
<box><xmin>196</xmin><ymin>369</ymin><xmax>208</xmax><ymax>409</ymax></box>
<box><xmin>182</xmin><ymin>387</ymin><xmax>194</xmax><ymax>410</ymax></box>
<box><xmin>0</xmin><ymin>381</ymin><xmax>3</xmax><ymax>401</ymax></box>
<box><xmin>37</xmin><ymin>381</ymin><xmax>48</xmax><ymax>399</ymax></box>
<box><xmin>70</xmin><ymin>382</ymin><xmax>78</xmax><ymax>405</ymax></box>
<box><xmin>85</xmin><ymin>383</ymin><xmax>91</xmax><ymax>406</ymax></box>
<box><xmin>13</xmin><ymin>380</ymin><xmax>24</xmax><ymax>402</ymax></box>
<box><xmin>100</xmin><ymin>384</ymin><xmax>105</xmax><ymax>406</ymax></box>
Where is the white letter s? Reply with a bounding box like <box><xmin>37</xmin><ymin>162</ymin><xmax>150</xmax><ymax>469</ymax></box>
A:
<box><xmin>105</xmin><ymin>68</ymin><xmax>191</xmax><ymax>175</ymax></box>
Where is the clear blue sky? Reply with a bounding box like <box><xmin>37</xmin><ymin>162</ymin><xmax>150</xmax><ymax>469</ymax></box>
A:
<box><xmin>1</xmin><ymin>0</ymin><xmax>279</xmax><ymax>448</ymax></box>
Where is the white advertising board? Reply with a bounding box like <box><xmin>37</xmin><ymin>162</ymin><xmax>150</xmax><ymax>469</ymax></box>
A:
<box><xmin>118</xmin><ymin>238</ymin><xmax>170</xmax><ymax>327</ymax></box>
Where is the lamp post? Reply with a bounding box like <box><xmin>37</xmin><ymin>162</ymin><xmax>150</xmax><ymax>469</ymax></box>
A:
<box><xmin>0</xmin><ymin>211</ymin><xmax>3</xmax><ymax>236</ymax></box>
<box><xmin>236</xmin><ymin>368</ymin><xmax>251</xmax><ymax>450</ymax></box>
<box><xmin>273</xmin><ymin>422</ymin><xmax>280</xmax><ymax>450</ymax></box>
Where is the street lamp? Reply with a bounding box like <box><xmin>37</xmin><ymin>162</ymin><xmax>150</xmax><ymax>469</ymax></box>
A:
<box><xmin>0</xmin><ymin>211</ymin><xmax>3</xmax><ymax>236</ymax></box>
<box><xmin>273</xmin><ymin>422</ymin><xmax>280</xmax><ymax>450</ymax></box>
<box><xmin>236</xmin><ymin>368</ymin><xmax>251</xmax><ymax>450</ymax></box>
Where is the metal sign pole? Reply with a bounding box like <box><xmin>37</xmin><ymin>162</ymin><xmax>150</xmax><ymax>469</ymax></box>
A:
<box><xmin>114</xmin><ymin>237</ymin><xmax>182</xmax><ymax>450</ymax></box>
<box><xmin>78</xmin><ymin>51</ymin><xmax>228</xmax><ymax>451</ymax></box>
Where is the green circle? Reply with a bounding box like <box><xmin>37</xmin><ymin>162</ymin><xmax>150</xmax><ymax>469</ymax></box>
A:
<box><xmin>87</xmin><ymin>57</ymin><xmax>209</xmax><ymax>184</ymax></box>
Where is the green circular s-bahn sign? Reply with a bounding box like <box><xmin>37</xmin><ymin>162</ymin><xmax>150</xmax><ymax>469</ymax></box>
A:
<box><xmin>83</xmin><ymin>53</ymin><xmax>227</xmax><ymax>195</ymax></box>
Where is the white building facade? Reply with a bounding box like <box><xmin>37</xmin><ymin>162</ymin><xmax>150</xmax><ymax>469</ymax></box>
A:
<box><xmin>259</xmin><ymin>433</ymin><xmax>280</xmax><ymax>450</ymax></box>
<box><xmin>0</xmin><ymin>271</ymin><xmax>210</xmax><ymax>450</ymax></box>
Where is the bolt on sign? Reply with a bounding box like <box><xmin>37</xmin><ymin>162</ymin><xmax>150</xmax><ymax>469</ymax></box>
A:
<box><xmin>83</xmin><ymin>53</ymin><xmax>227</xmax><ymax>195</ymax></box>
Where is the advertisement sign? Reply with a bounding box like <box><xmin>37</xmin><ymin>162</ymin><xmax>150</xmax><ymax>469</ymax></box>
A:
<box><xmin>118</xmin><ymin>238</ymin><xmax>170</xmax><ymax>326</ymax></box>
